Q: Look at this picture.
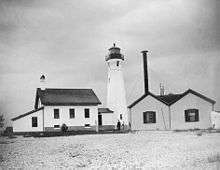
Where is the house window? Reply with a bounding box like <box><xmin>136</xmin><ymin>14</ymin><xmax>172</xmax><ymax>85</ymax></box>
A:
<box><xmin>32</xmin><ymin>117</ymin><xmax>38</xmax><ymax>127</ymax></box>
<box><xmin>120</xmin><ymin>114</ymin><xmax>122</xmax><ymax>120</ymax></box>
<box><xmin>185</xmin><ymin>109</ymin><xmax>199</xmax><ymax>122</ymax></box>
<box><xmin>143</xmin><ymin>111</ymin><xmax>156</xmax><ymax>123</ymax></box>
<box><xmin>54</xmin><ymin>125</ymin><xmax>60</xmax><ymax>128</ymax></box>
<box><xmin>85</xmin><ymin>124</ymin><xmax>90</xmax><ymax>127</ymax></box>
<box><xmin>54</xmin><ymin>109</ymin><xmax>59</xmax><ymax>119</ymax></box>
<box><xmin>69</xmin><ymin>109</ymin><xmax>75</xmax><ymax>118</ymax></box>
<box><xmin>85</xmin><ymin>108</ymin><xmax>90</xmax><ymax>118</ymax></box>
<box><xmin>116</xmin><ymin>61</ymin><xmax>119</xmax><ymax>66</ymax></box>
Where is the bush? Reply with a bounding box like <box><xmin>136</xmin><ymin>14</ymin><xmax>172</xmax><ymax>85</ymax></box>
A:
<box><xmin>61</xmin><ymin>124</ymin><xmax>68</xmax><ymax>133</ymax></box>
<box><xmin>3</xmin><ymin>127</ymin><xmax>13</xmax><ymax>136</ymax></box>
<box><xmin>196</xmin><ymin>131</ymin><xmax>202</xmax><ymax>136</ymax></box>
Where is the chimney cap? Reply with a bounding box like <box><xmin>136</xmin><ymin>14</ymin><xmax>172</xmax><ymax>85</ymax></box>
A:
<box><xmin>40</xmin><ymin>75</ymin><xmax>45</xmax><ymax>80</ymax></box>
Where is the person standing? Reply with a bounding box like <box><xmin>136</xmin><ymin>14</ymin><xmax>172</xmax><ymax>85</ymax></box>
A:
<box><xmin>117</xmin><ymin>120</ymin><xmax>121</xmax><ymax>130</ymax></box>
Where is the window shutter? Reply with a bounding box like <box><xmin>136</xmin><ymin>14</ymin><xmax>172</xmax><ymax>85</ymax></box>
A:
<box><xmin>185</xmin><ymin>110</ymin><xmax>188</xmax><ymax>122</ymax></box>
<box><xmin>143</xmin><ymin>112</ymin><xmax>146</xmax><ymax>123</ymax></box>
<box><xmin>153</xmin><ymin>112</ymin><xmax>156</xmax><ymax>123</ymax></box>
<box><xmin>195</xmin><ymin>109</ymin><xmax>199</xmax><ymax>121</ymax></box>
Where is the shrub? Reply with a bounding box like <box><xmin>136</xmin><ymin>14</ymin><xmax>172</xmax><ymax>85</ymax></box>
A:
<box><xmin>196</xmin><ymin>131</ymin><xmax>203</xmax><ymax>136</ymax></box>
<box><xmin>3</xmin><ymin>127</ymin><xmax>13</xmax><ymax>136</ymax></box>
<box><xmin>61</xmin><ymin>124</ymin><xmax>68</xmax><ymax>133</ymax></box>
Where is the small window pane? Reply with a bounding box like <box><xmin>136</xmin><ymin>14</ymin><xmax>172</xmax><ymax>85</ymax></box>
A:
<box><xmin>32</xmin><ymin>117</ymin><xmax>38</xmax><ymax>127</ymax></box>
<box><xmin>54</xmin><ymin>125</ymin><xmax>60</xmax><ymax>128</ymax></box>
<box><xmin>143</xmin><ymin>111</ymin><xmax>156</xmax><ymax>123</ymax></box>
<box><xmin>69</xmin><ymin>109</ymin><xmax>75</xmax><ymax>118</ymax></box>
<box><xmin>54</xmin><ymin>109</ymin><xmax>59</xmax><ymax>119</ymax></box>
<box><xmin>85</xmin><ymin>109</ymin><xmax>90</xmax><ymax>118</ymax></box>
<box><xmin>85</xmin><ymin>124</ymin><xmax>90</xmax><ymax>127</ymax></box>
<box><xmin>185</xmin><ymin>109</ymin><xmax>199</xmax><ymax>122</ymax></box>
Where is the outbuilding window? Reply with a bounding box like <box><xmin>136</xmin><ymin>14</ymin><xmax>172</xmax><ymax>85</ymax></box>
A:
<box><xmin>185</xmin><ymin>109</ymin><xmax>199</xmax><ymax>122</ymax></box>
<box><xmin>69</xmin><ymin>109</ymin><xmax>75</xmax><ymax>118</ymax></box>
<box><xmin>54</xmin><ymin>109</ymin><xmax>60</xmax><ymax>119</ymax></box>
<box><xmin>143</xmin><ymin>111</ymin><xmax>156</xmax><ymax>123</ymax></box>
<box><xmin>85</xmin><ymin>108</ymin><xmax>90</xmax><ymax>118</ymax></box>
<box><xmin>32</xmin><ymin>117</ymin><xmax>38</xmax><ymax>127</ymax></box>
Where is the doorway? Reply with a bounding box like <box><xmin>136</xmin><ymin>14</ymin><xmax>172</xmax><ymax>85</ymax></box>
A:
<box><xmin>98</xmin><ymin>114</ymin><xmax>102</xmax><ymax>126</ymax></box>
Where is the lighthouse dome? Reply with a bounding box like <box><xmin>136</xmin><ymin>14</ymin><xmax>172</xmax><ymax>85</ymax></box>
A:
<box><xmin>105</xmin><ymin>43</ymin><xmax>124</xmax><ymax>61</ymax></box>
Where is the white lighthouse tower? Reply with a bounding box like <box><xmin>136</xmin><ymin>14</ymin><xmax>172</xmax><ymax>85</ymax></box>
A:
<box><xmin>106</xmin><ymin>44</ymin><xmax>128</xmax><ymax>128</ymax></box>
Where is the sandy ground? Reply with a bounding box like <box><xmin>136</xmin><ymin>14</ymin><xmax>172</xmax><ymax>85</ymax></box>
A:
<box><xmin>0</xmin><ymin>131</ymin><xmax>220</xmax><ymax>169</ymax></box>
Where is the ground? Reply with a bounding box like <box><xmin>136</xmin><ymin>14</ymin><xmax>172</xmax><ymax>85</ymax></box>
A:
<box><xmin>0</xmin><ymin>131</ymin><xmax>220</xmax><ymax>169</ymax></box>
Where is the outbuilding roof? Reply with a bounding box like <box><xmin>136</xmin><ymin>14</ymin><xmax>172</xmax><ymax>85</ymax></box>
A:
<box><xmin>11</xmin><ymin>107</ymin><xmax>44</xmax><ymax>121</ymax></box>
<box><xmin>35</xmin><ymin>88</ymin><xmax>101</xmax><ymax>108</ymax></box>
<box><xmin>98</xmin><ymin>108</ymin><xmax>114</xmax><ymax>113</ymax></box>
<box><xmin>128</xmin><ymin>89</ymin><xmax>215</xmax><ymax>108</ymax></box>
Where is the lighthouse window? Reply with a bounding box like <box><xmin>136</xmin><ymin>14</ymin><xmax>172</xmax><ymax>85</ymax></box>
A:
<box><xmin>120</xmin><ymin>114</ymin><xmax>122</xmax><ymax>120</ymax></box>
<box><xmin>116</xmin><ymin>61</ymin><xmax>119</xmax><ymax>66</ymax></box>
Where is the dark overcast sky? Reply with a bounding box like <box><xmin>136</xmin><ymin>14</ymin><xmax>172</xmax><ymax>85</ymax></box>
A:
<box><xmin>0</xmin><ymin>0</ymin><xmax>220</xmax><ymax>126</ymax></box>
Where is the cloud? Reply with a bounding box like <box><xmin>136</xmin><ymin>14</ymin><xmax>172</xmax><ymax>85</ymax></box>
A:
<box><xmin>0</xmin><ymin>0</ymin><xmax>220</xmax><ymax>126</ymax></box>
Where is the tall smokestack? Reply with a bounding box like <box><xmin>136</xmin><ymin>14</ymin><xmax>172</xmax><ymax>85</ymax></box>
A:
<box><xmin>141</xmin><ymin>50</ymin><xmax>149</xmax><ymax>94</ymax></box>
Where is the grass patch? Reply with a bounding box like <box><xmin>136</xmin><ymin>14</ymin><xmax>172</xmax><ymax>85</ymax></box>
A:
<box><xmin>0</xmin><ymin>141</ymin><xmax>15</xmax><ymax>144</ymax></box>
<box><xmin>173</xmin><ymin>129</ymin><xmax>188</xmax><ymax>132</ymax></box>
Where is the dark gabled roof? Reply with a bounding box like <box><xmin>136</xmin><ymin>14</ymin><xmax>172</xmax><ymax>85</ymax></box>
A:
<box><xmin>155</xmin><ymin>94</ymin><xmax>184</xmax><ymax>105</ymax></box>
<box><xmin>128</xmin><ymin>89</ymin><xmax>215</xmax><ymax>109</ymax></box>
<box><xmin>181</xmin><ymin>89</ymin><xmax>215</xmax><ymax>105</ymax></box>
<box><xmin>128</xmin><ymin>92</ymin><xmax>169</xmax><ymax>108</ymax></box>
<box><xmin>35</xmin><ymin>88</ymin><xmax>101</xmax><ymax>108</ymax></box>
<box><xmin>11</xmin><ymin>107</ymin><xmax>44</xmax><ymax>121</ymax></box>
<box><xmin>98</xmin><ymin>108</ymin><xmax>114</xmax><ymax>113</ymax></box>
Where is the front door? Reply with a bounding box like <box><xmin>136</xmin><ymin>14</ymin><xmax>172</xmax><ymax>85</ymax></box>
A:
<box><xmin>98</xmin><ymin>114</ymin><xmax>102</xmax><ymax>126</ymax></box>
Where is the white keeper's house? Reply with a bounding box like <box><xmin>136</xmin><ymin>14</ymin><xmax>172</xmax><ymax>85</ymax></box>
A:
<box><xmin>12</xmin><ymin>87</ymin><xmax>104</xmax><ymax>133</ymax></box>
<box><xmin>128</xmin><ymin>51</ymin><xmax>216</xmax><ymax>130</ymax></box>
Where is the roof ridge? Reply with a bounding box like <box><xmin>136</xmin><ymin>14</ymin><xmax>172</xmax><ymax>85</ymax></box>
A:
<box><xmin>11</xmin><ymin>107</ymin><xmax>44</xmax><ymax>121</ymax></box>
<box><xmin>128</xmin><ymin>89</ymin><xmax>215</xmax><ymax>109</ymax></box>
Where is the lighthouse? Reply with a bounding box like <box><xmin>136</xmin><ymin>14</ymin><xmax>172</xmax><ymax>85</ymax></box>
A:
<box><xmin>106</xmin><ymin>44</ymin><xmax>128</xmax><ymax>128</ymax></box>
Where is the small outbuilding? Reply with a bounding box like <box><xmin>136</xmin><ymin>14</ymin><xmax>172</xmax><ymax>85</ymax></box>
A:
<box><xmin>129</xmin><ymin>89</ymin><xmax>215</xmax><ymax>130</ymax></box>
<box><xmin>128</xmin><ymin>51</ymin><xmax>216</xmax><ymax>130</ymax></box>
<box><xmin>98</xmin><ymin>108</ymin><xmax>114</xmax><ymax>130</ymax></box>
